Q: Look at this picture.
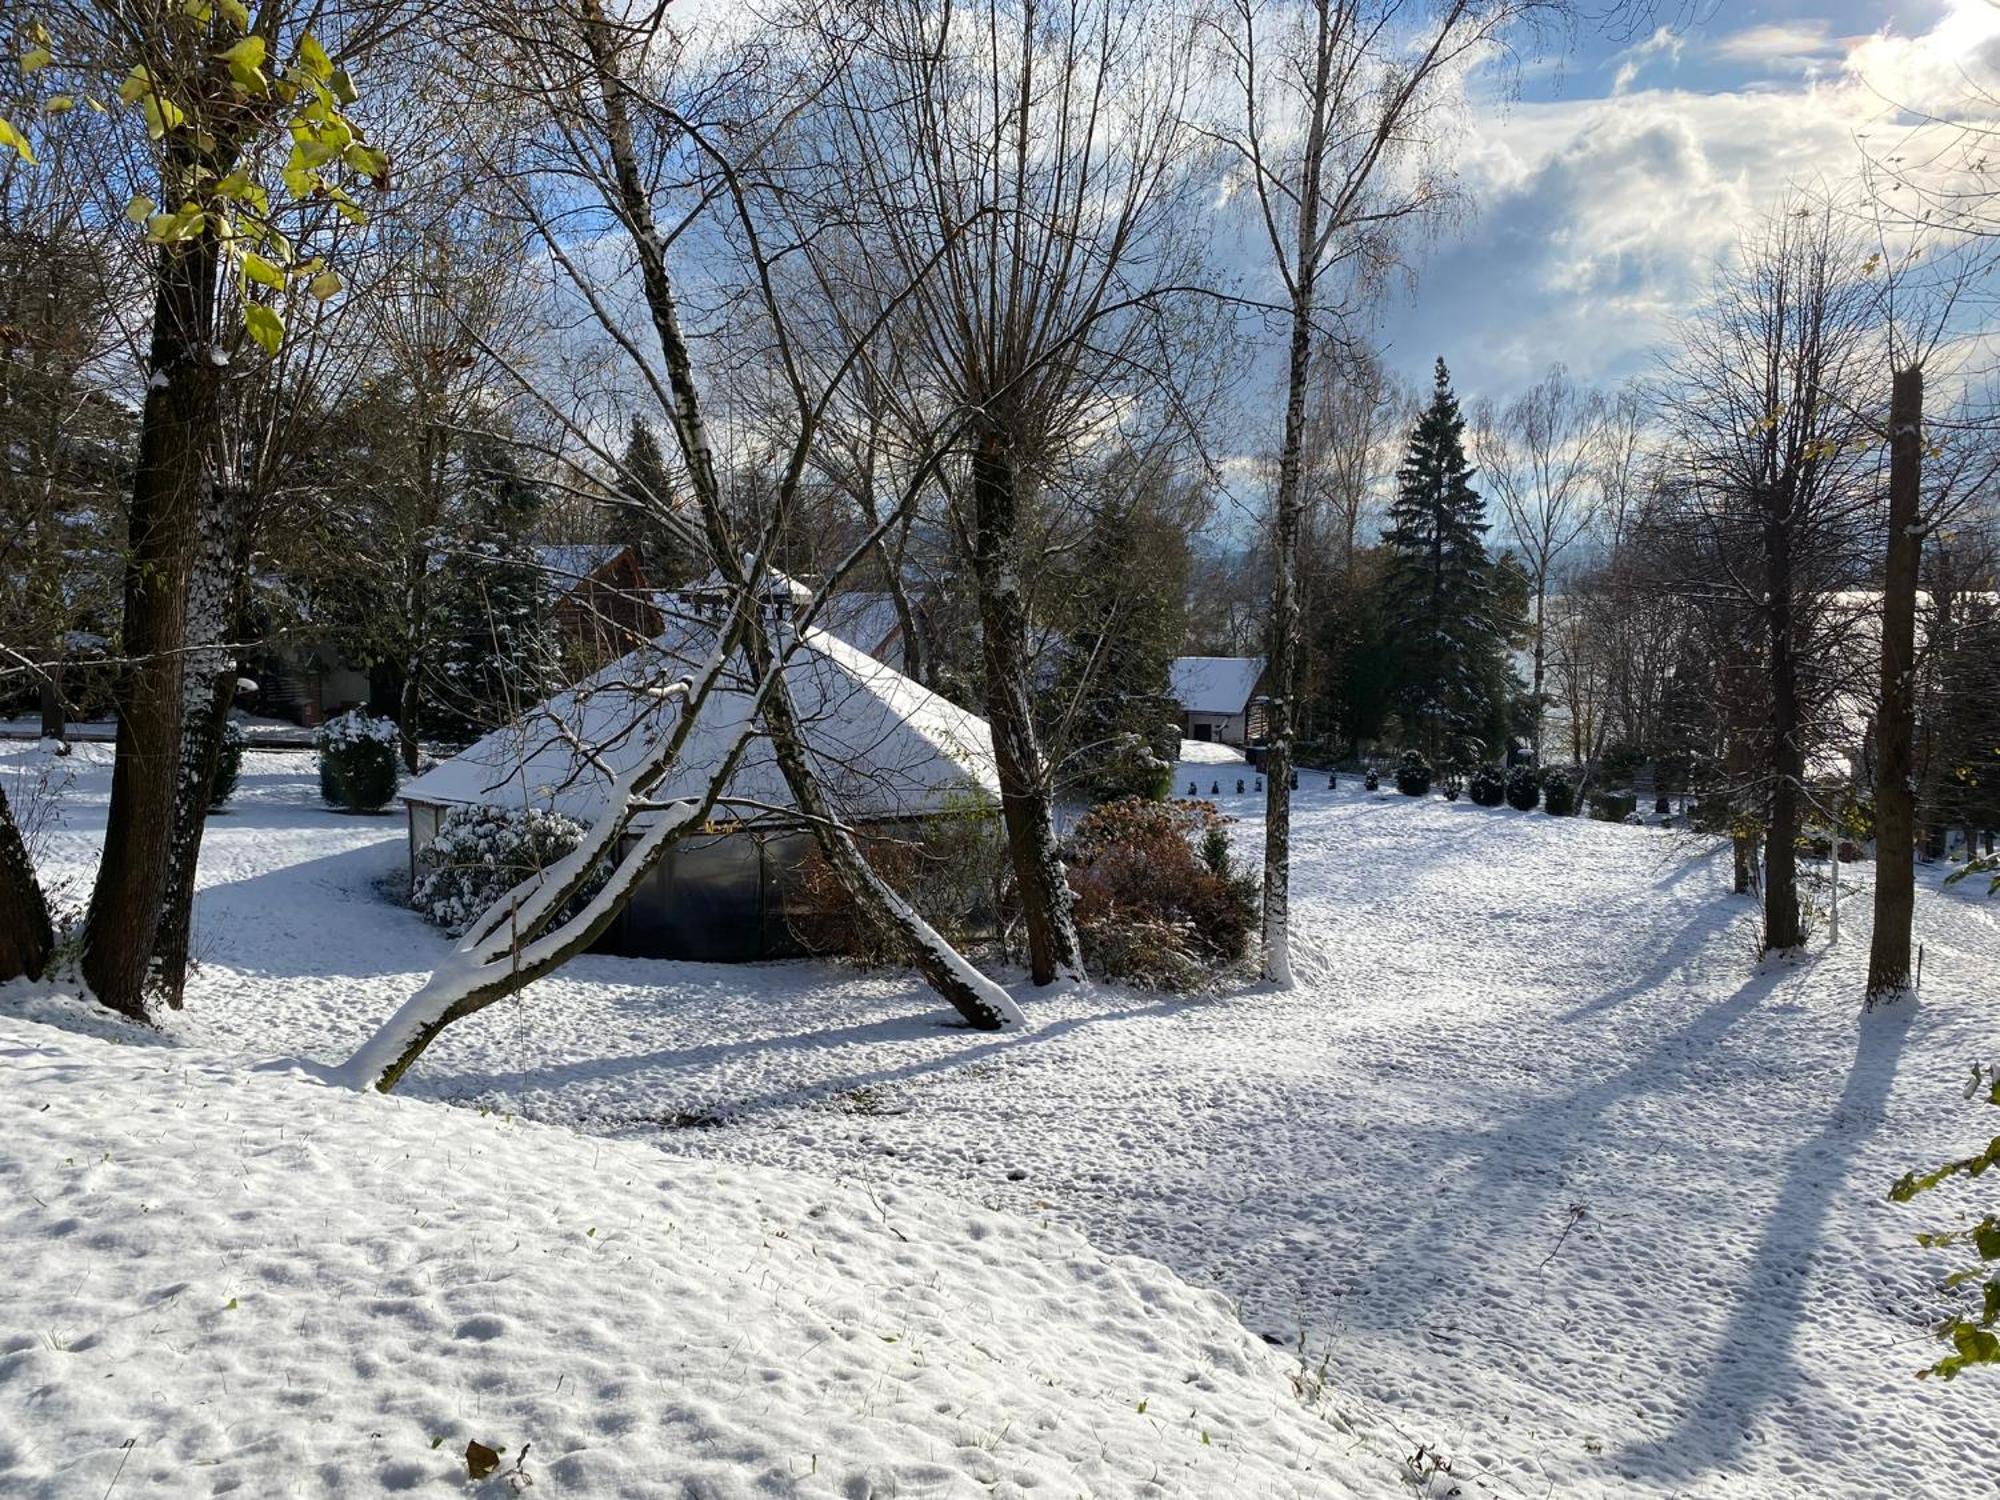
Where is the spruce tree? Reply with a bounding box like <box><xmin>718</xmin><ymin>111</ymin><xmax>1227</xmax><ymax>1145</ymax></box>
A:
<box><xmin>427</xmin><ymin>434</ymin><xmax>556</xmax><ymax>746</ymax></box>
<box><xmin>1381</xmin><ymin>358</ymin><xmax>1512</xmax><ymax>761</ymax></box>
<box><xmin>609</xmin><ymin>416</ymin><xmax>692</xmax><ymax>587</ymax></box>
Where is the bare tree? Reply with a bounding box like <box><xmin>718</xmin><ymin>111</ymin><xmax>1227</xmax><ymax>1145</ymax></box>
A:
<box><xmin>1474</xmin><ymin>363</ymin><xmax>1607</xmax><ymax>755</ymax></box>
<box><xmin>1655</xmin><ymin>200</ymin><xmax>1883</xmax><ymax>953</ymax></box>
<box><xmin>1207</xmin><ymin>0</ymin><xmax>1572</xmax><ymax>984</ymax></box>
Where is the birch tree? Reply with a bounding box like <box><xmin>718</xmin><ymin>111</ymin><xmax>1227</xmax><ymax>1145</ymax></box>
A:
<box><xmin>1207</xmin><ymin>0</ymin><xmax>1572</xmax><ymax>984</ymax></box>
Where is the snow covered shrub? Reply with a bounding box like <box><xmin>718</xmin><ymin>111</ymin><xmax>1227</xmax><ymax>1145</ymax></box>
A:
<box><xmin>208</xmin><ymin>720</ymin><xmax>245</xmax><ymax>809</ymax></box>
<box><xmin>1543</xmin><ymin>768</ymin><xmax>1577</xmax><ymax>817</ymax></box>
<box><xmin>1363</xmin><ymin>769</ymin><xmax>1380</xmax><ymax>791</ymax></box>
<box><xmin>1890</xmin><ymin>1062</ymin><xmax>2000</xmax><ymax>1379</ymax></box>
<box><xmin>411</xmin><ymin>803</ymin><xmax>594</xmax><ymax>936</ymax></box>
<box><xmin>316</xmin><ymin>711</ymin><xmax>400</xmax><ymax>812</ymax></box>
<box><xmin>1394</xmin><ymin>750</ymin><xmax>1432</xmax><ymax>797</ymax></box>
<box><xmin>1469</xmin><ymin>765</ymin><xmax>1506</xmax><ymax>807</ymax></box>
<box><xmin>1065</xmin><ymin>798</ymin><xmax>1256</xmax><ymax>989</ymax></box>
<box><xmin>1505</xmin><ymin>764</ymin><xmax>1540</xmax><ymax>812</ymax></box>
<box><xmin>1590</xmin><ymin>790</ymin><xmax>1637</xmax><ymax>823</ymax></box>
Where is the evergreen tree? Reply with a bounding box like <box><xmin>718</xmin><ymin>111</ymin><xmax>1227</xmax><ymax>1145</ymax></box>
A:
<box><xmin>427</xmin><ymin>434</ymin><xmax>556</xmax><ymax>746</ymax></box>
<box><xmin>1380</xmin><ymin>358</ymin><xmax>1513</xmax><ymax>760</ymax></box>
<box><xmin>609</xmin><ymin>416</ymin><xmax>693</xmax><ymax>587</ymax></box>
<box><xmin>1049</xmin><ymin>491</ymin><xmax>1189</xmax><ymax>800</ymax></box>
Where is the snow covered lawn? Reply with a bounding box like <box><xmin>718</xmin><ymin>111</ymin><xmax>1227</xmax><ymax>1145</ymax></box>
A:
<box><xmin>5</xmin><ymin>743</ymin><xmax>1998</xmax><ymax>1496</ymax></box>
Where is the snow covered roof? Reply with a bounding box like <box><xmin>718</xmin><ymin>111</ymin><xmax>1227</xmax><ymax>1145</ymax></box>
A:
<box><xmin>535</xmin><ymin>544</ymin><xmax>630</xmax><ymax>599</ymax></box>
<box><xmin>402</xmin><ymin>610</ymin><xmax>998</xmax><ymax>825</ymax></box>
<box><xmin>1169</xmin><ymin>656</ymin><xmax>1266</xmax><ymax>715</ymax></box>
<box><xmin>814</xmin><ymin>592</ymin><xmax>904</xmax><ymax>659</ymax></box>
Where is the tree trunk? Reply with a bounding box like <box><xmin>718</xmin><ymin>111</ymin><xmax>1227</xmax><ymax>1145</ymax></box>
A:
<box><xmin>81</xmin><ymin>232</ymin><xmax>224</xmax><ymax>1019</ymax></box>
<box><xmin>1868</xmin><ymin>366</ymin><xmax>1923</xmax><ymax>1003</ymax></box>
<box><xmin>150</xmin><ymin>479</ymin><xmax>249</xmax><ymax>1009</ymax></box>
<box><xmin>968</xmin><ymin>431</ymin><xmax>1082</xmax><ymax>985</ymax></box>
<box><xmin>38</xmin><ymin>671</ymin><xmax>65</xmax><ymax>743</ymax></box>
<box><xmin>0</xmin><ymin>784</ymin><xmax>52</xmax><ymax>982</ymax></box>
<box><xmin>1261</xmin><ymin>278</ymin><xmax>1314</xmax><ymax>987</ymax></box>
<box><xmin>1763</xmin><ymin>481</ymin><xmax>1803</xmax><ymax>952</ymax></box>
<box><xmin>1529</xmin><ymin>575</ymin><xmax>1548</xmax><ymax>760</ymax></box>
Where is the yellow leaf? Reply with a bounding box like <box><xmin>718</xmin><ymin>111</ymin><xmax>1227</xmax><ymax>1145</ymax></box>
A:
<box><xmin>119</xmin><ymin>66</ymin><xmax>151</xmax><ymax>105</ymax></box>
<box><xmin>240</xmin><ymin>251</ymin><xmax>286</xmax><ymax>290</ymax></box>
<box><xmin>218</xmin><ymin>36</ymin><xmax>266</xmax><ymax>69</ymax></box>
<box><xmin>342</xmin><ymin>140</ymin><xmax>387</xmax><ymax>183</ymax></box>
<box><xmin>298</xmin><ymin>32</ymin><xmax>332</xmax><ymax>81</ymax></box>
<box><xmin>44</xmin><ymin>94</ymin><xmax>74</xmax><ymax>113</ymax></box>
<box><xmin>20</xmin><ymin>47</ymin><xmax>52</xmax><ymax>73</ymax></box>
<box><xmin>307</xmin><ymin>268</ymin><xmax>341</xmax><ymax>301</ymax></box>
<box><xmin>139</xmin><ymin>93</ymin><xmax>186</xmax><ymax>140</ymax></box>
<box><xmin>329</xmin><ymin>68</ymin><xmax>358</xmax><ymax>105</ymax></box>
<box><xmin>125</xmin><ymin>193</ymin><xmax>155</xmax><ymax>222</ymax></box>
<box><xmin>243</xmin><ymin>303</ymin><xmax>283</xmax><ymax>355</ymax></box>
<box><xmin>0</xmin><ymin>117</ymin><xmax>32</xmax><ymax>163</ymax></box>
<box><xmin>217</xmin><ymin>0</ymin><xmax>250</xmax><ymax>29</ymax></box>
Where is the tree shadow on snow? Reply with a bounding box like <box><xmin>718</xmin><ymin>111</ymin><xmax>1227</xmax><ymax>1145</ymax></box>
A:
<box><xmin>1611</xmin><ymin>999</ymin><xmax>1915</xmax><ymax>1485</ymax></box>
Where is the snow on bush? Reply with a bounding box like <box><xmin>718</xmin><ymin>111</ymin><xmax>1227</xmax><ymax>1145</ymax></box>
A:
<box><xmin>1543</xmin><ymin>766</ymin><xmax>1577</xmax><ymax>817</ymax></box>
<box><xmin>1469</xmin><ymin>764</ymin><xmax>1506</xmax><ymax>808</ymax></box>
<box><xmin>315</xmin><ymin>710</ymin><xmax>400</xmax><ymax>812</ymax></box>
<box><xmin>1065</xmin><ymin>798</ymin><xmax>1256</xmax><ymax>990</ymax></box>
<box><xmin>1394</xmin><ymin>749</ymin><xmax>1433</xmax><ymax>797</ymax></box>
<box><xmin>208</xmin><ymin>719</ymin><xmax>245</xmax><ymax>810</ymax></box>
<box><xmin>1506</xmin><ymin>764</ymin><xmax>1540</xmax><ymax>812</ymax></box>
<box><xmin>412</xmin><ymin>803</ymin><xmax>596</xmax><ymax>937</ymax></box>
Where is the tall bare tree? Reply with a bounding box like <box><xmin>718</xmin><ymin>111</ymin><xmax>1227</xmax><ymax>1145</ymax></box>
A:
<box><xmin>1475</xmin><ymin>363</ymin><xmax>1607</xmax><ymax>756</ymax></box>
<box><xmin>1208</xmin><ymin>0</ymin><xmax>1572</xmax><ymax>984</ymax></box>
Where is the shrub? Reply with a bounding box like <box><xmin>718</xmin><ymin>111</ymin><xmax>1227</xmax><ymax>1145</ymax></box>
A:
<box><xmin>412</xmin><ymin>803</ymin><xmax>596</xmax><ymax>936</ymax></box>
<box><xmin>316</xmin><ymin>711</ymin><xmax>400</xmax><ymax>812</ymax></box>
<box><xmin>1590</xmin><ymin>789</ymin><xmax>1637</xmax><ymax>823</ymax></box>
<box><xmin>1394</xmin><ymin>750</ymin><xmax>1432</xmax><ymax>797</ymax></box>
<box><xmin>1543</xmin><ymin>767</ymin><xmax>1577</xmax><ymax>817</ymax></box>
<box><xmin>1363</xmin><ymin>769</ymin><xmax>1380</xmax><ymax>791</ymax></box>
<box><xmin>208</xmin><ymin>719</ymin><xmax>246</xmax><ymax>809</ymax></box>
<box><xmin>1469</xmin><ymin>765</ymin><xmax>1507</xmax><ymax>808</ymax></box>
<box><xmin>1889</xmin><ymin>1062</ymin><xmax>2000</xmax><ymax>1379</ymax></box>
<box><xmin>1505</xmin><ymin>764</ymin><xmax>1540</xmax><ymax>812</ymax></box>
<box><xmin>792</xmin><ymin>807</ymin><xmax>1009</xmax><ymax>964</ymax></box>
<box><xmin>1064</xmin><ymin>798</ymin><xmax>1257</xmax><ymax>990</ymax></box>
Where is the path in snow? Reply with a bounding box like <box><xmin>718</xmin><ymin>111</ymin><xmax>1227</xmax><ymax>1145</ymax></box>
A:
<box><xmin>10</xmin><ymin>743</ymin><xmax>1997</xmax><ymax>1495</ymax></box>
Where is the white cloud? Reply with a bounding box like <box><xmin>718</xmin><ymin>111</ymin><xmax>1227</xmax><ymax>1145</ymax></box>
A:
<box><xmin>1711</xmin><ymin>20</ymin><xmax>1840</xmax><ymax>68</ymax></box>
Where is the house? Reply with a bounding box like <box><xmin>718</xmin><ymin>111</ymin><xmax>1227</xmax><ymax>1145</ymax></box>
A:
<box><xmin>667</xmin><ymin>567</ymin><xmax>924</xmax><ymax>675</ymax></box>
<box><xmin>1170</xmin><ymin>656</ymin><xmax>1268</xmax><ymax>746</ymax></box>
<box><xmin>399</xmin><ymin>587</ymin><xmax>999</xmax><ymax>962</ymax></box>
<box><xmin>536</xmin><ymin>543</ymin><xmax>664</xmax><ymax>677</ymax></box>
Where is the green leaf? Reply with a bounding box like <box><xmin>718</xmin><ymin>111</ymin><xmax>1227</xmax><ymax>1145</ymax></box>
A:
<box><xmin>217</xmin><ymin>0</ymin><xmax>250</xmax><ymax>28</ymax></box>
<box><xmin>20</xmin><ymin>47</ymin><xmax>52</xmax><ymax>73</ymax></box>
<box><xmin>219</xmin><ymin>35</ymin><xmax>266</xmax><ymax>68</ymax></box>
<box><xmin>329</xmin><ymin>68</ymin><xmax>359</xmax><ymax>105</ymax></box>
<box><xmin>306</xmin><ymin>268</ymin><xmax>341</xmax><ymax>302</ymax></box>
<box><xmin>243</xmin><ymin>303</ymin><xmax>284</xmax><ymax>355</ymax></box>
<box><xmin>125</xmin><ymin>193</ymin><xmax>154</xmax><ymax>222</ymax></box>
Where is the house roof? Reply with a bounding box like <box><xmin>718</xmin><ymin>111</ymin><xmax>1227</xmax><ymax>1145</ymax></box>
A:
<box><xmin>534</xmin><ymin>544</ymin><xmax>630</xmax><ymax>600</ymax></box>
<box><xmin>1169</xmin><ymin>656</ymin><xmax>1266</xmax><ymax>716</ymax></box>
<box><xmin>402</xmin><ymin>609</ymin><xmax>997</xmax><ymax>826</ymax></box>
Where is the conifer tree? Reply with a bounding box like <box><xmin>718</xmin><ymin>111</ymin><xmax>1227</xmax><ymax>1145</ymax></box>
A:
<box><xmin>427</xmin><ymin>435</ymin><xmax>555</xmax><ymax>746</ymax></box>
<box><xmin>609</xmin><ymin>416</ymin><xmax>693</xmax><ymax>586</ymax></box>
<box><xmin>1381</xmin><ymin>358</ymin><xmax>1512</xmax><ymax>761</ymax></box>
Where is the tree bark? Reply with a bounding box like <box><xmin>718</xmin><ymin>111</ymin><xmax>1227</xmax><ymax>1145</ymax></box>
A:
<box><xmin>0</xmin><ymin>784</ymin><xmax>53</xmax><ymax>982</ymax></box>
<box><xmin>1261</xmin><ymin>277</ymin><xmax>1314</xmax><ymax>987</ymax></box>
<box><xmin>38</xmin><ymin>672</ymin><xmax>65</xmax><ymax>743</ymax></box>
<box><xmin>81</xmin><ymin>231</ymin><xmax>224</xmax><ymax>1019</ymax></box>
<box><xmin>1868</xmin><ymin>365</ymin><xmax>1923</xmax><ymax>1003</ymax></box>
<box><xmin>150</xmin><ymin>478</ymin><xmax>249</xmax><ymax>1009</ymax></box>
<box><xmin>1762</xmin><ymin>480</ymin><xmax>1803</xmax><ymax>952</ymax></box>
<box><xmin>969</xmin><ymin>431</ymin><xmax>1083</xmax><ymax>985</ymax></box>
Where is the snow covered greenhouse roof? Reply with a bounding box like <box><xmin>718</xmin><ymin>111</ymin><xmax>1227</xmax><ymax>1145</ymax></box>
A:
<box><xmin>402</xmin><ymin>602</ymin><xmax>998</xmax><ymax>827</ymax></box>
<box><xmin>1169</xmin><ymin>656</ymin><xmax>1266</xmax><ymax>715</ymax></box>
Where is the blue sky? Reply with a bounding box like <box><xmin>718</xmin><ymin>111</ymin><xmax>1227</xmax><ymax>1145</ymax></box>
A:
<box><xmin>1367</xmin><ymin>0</ymin><xmax>1989</xmax><ymax>408</ymax></box>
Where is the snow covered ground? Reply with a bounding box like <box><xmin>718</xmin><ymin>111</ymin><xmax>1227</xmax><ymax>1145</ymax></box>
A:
<box><xmin>5</xmin><ymin>741</ymin><xmax>1997</xmax><ymax>1496</ymax></box>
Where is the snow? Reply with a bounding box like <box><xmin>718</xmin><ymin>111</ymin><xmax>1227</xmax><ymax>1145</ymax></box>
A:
<box><xmin>8</xmin><ymin>741</ymin><xmax>2000</xmax><ymax>1496</ymax></box>
<box><xmin>1168</xmin><ymin>656</ymin><xmax>1265</xmax><ymax>715</ymax></box>
<box><xmin>1177</xmin><ymin>738</ymin><xmax>1247</xmax><ymax>766</ymax></box>
<box><xmin>0</xmin><ymin>1018</ymin><xmax>1382</xmax><ymax>1498</ymax></box>
<box><xmin>402</xmin><ymin>614</ymin><xmax>997</xmax><ymax>826</ymax></box>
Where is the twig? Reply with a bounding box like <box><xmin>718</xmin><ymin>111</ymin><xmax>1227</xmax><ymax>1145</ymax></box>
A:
<box><xmin>1538</xmin><ymin>1203</ymin><xmax>1588</xmax><ymax>1271</ymax></box>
